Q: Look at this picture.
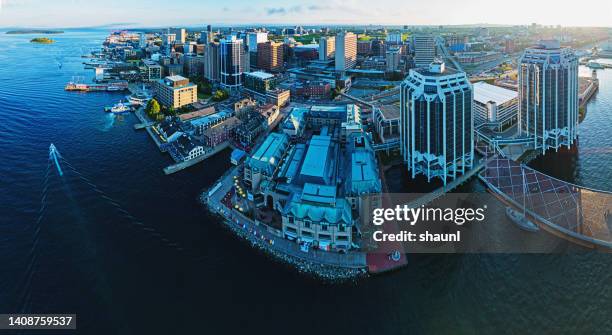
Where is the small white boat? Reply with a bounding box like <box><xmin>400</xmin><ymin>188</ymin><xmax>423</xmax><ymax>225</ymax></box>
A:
<box><xmin>105</xmin><ymin>101</ymin><xmax>132</xmax><ymax>114</ymax></box>
<box><xmin>506</xmin><ymin>207</ymin><xmax>539</xmax><ymax>232</ymax></box>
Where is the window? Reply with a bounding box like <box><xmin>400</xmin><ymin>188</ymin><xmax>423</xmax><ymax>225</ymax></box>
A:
<box><xmin>338</xmin><ymin>225</ymin><xmax>346</xmax><ymax>232</ymax></box>
<box><xmin>287</xmin><ymin>216</ymin><xmax>294</xmax><ymax>224</ymax></box>
<box><xmin>321</xmin><ymin>224</ymin><xmax>328</xmax><ymax>231</ymax></box>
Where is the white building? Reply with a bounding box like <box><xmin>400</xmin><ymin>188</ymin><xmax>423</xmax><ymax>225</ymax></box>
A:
<box><xmin>473</xmin><ymin>81</ymin><xmax>518</xmax><ymax>131</ymax></box>
<box><xmin>386</xmin><ymin>47</ymin><xmax>401</xmax><ymax>72</ymax></box>
<box><xmin>412</xmin><ymin>34</ymin><xmax>436</xmax><ymax>67</ymax></box>
<box><xmin>247</xmin><ymin>32</ymin><xmax>268</xmax><ymax>52</ymax></box>
<box><xmin>170</xmin><ymin>28</ymin><xmax>186</xmax><ymax>44</ymax></box>
<box><xmin>319</xmin><ymin>36</ymin><xmax>335</xmax><ymax>61</ymax></box>
<box><xmin>335</xmin><ymin>32</ymin><xmax>357</xmax><ymax>72</ymax></box>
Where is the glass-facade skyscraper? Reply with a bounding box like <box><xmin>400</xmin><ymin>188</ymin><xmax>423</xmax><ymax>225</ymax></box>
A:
<box><xmin>518</xmin><ymin>40</ymin><xmax>579</xmax><ymax>153</ymax></box>
<box><xmin>400</xmin><ymin>61</ymin><xmax>474</xmax><ymax>185</ymax></box>
<box><xmin>220</xmin><ymin>36</ymin><xmax>245</xmax><ymax>91</ymax></box>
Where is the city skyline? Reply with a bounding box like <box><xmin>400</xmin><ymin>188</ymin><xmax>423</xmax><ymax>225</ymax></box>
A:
<box><xmin>1</xmin><ymin>0</ymin><xmax>611</xmax><ymax>28</ymax></box>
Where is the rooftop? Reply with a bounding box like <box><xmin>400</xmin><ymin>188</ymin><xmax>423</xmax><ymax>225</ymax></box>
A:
<box><xmin>166</xmin><ymin>75</ymin><xmax>188</xmax><ymax>82</ymax></box>
<box><xmin>300</xmin><ymin>135</ymin><xmax>332</xmax><ymax>180</ymax></box>
<box><xmin>301</xmin><ymin>183</ymin><xmax>337</xmax><ymax>205</ymax></box>
<box><xmin>377</xmin><ymin>104</ymin><xmax>400</xmax><ymax>120</ymax></box>
<box><xmin>189</xmin><ymin>111</ymin><xmax>232</xmax><ymax>128</ymax></box>
<box><xmin>473</xmin><ymin>81</ymin><xmax>518</xmax><ymax>106</ymax></box>
<box><xmin>246</xmin><ymin>71</ymin><xmax>275</xmax><ymax>80</ymax></box>
<box><xmin>248</xmin><ymin>132</ymin><xmax>289</xmax><ymax>175</ymax></box>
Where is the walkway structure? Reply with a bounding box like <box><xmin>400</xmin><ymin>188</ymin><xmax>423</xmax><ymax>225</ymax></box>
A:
<box><xmin>480</xmin><ymin>156</ymin><xmax>612</xmax><ymax>248</ymax></box>
<box><xmin>372</xmin><ymin>139</ymin><xmax>400</xmax><ymax>152</ymax></box>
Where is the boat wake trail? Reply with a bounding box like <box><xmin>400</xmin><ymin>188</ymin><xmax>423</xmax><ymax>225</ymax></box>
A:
<box><xmin>100</xmin><ymin>113</ymin><xmax>115</xmax><ymax>132</ymax></box>
<box><xmin>56</xmin><ymin>150</ymin><xmax>220</xmax><ymax>264</ymax></box>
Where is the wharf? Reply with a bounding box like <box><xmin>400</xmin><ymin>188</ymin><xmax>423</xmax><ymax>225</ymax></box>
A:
<box><xmin>163</xmin><ymin>142</ymin><xmax>229</xmax><ymax>175</ymax></box>
<box><xmin>134</xmin><ymin>108</ymin><xmax>164</xmax><ymax>151</ymax></box>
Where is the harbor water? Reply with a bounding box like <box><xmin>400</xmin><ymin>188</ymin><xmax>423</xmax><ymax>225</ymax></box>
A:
<box><xmin>0</xmin><ymin>30</ymin><xmax>610</xmax><ymax>334</ymax></box>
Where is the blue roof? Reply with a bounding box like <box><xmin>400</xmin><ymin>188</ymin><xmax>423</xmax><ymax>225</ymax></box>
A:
<box><xmin>247</xmin><ymin>132</ymin><xmax>289</xmax><ymax>175</ymax></box>
<box><xmin>189</xmin><ymin>111</ymin><xmax>232</xmax><ymax>128</ymax></box>
<box><xmin>283</xmin><ymin>107</ymin><xmax>306</xmax><ymax>131</ymax></box>
<box><xmin>231</xmin><ymin>149</ymin><xmax>246</xmax><ymax>161</ymax></box>
<box><xmin>283</xmin><ymin>193</ymin><xmax>352</xmax><ymax>226</ymax></box>
<box><xmin>346</xmin><ymin>134</ymin><xmax>382</xmax><ymax>195</ymax></box>
<box><xmin>300</xmin><ymin>135</ymin><xmax>332</xmax><ymax>183</ymax></box>
<box><xmin>301</xmin><ymin>183</ymin><xmax>336</xmax><ymax>204</ymax></box>
<box><xmin>278</xmin><ymin>144</ymin><xmax>305</xmax><ymax>181</ymax></box>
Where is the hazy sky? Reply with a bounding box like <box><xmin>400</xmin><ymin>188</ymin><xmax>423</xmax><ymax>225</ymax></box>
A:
<box><xmin>1</xmin><ymin>0</ymin><xmax>610</xmax><ymax>28</ymax></box>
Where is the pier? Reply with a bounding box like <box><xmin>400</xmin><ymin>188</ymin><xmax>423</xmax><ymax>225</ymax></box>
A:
<box><xmin>163</xmin><ymin>142</ymin><xmax>229</xmax><ymax>175</ymax></box>
<box><xmin>480</xmin><ymin>156</ymin><xmax>612</xmax><ymax>249</ymax></box>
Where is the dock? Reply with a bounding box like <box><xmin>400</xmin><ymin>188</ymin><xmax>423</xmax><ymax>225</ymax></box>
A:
<box><xmin>163</xmin><ymin>142</ymin><xmax>229</xmax><ymax>175</ymax></box>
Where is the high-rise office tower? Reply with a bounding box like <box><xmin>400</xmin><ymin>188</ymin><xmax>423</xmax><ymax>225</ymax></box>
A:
<box><xmin>207</xmin><ymin>25</ymin><xmax>212</xmax><ymax>33</ymax></box>
<box><xmin>139</xmin><ymin>33</ymin><xmax>147</xmax><ymax>49</ymax></box>
<box><xmin>247</xmin><ymin>32</ymin><xmax>268</xmax><ymax>52</ymax></box>
<box><xmin>220</xmin><ymin>36</ymin><xmax>245</xmax><ymax>90</ymax></box>
<box><xmin>518</xmin><ymin>40</ymin><xmax>579</xmax><ymax>153</ymax></box>
<box><xmin>386</xmin><ymin>47</ymin><xmax>401</xmax><ymax>72</ymax></box>
<box><xmin>199</xmin><ymin>31</ymin><xmax>210</xmax><ymax>45</ymax></box>
<box><xmin>204</xmin><ymin>42</ymin><xmax>220</xmax><ymax>82</ymax></box>
<box><xmin>318</xmin><ymin>36</ymin><xmax>335</xmax><ymax>60</ymax></box>
<box><xmin>257</xmin><ymin>41</ymin><xmax>283</xmax><ymax>72</ymax></box>
<box><xmin>412</xmin><ymin>34</ymin><xmax>435</xmax><ymax>67</ymax></box>
<box><xmin>162</xmin><ymin>32</ymin><xmax>176</xmax><ymax>45</ymax></box>
<box><xmin>400</xmin><ymin>61</ymin><xmax>474</xmax><ymax>184</ymax></box>
<box><xmin>335</xmin><ymin>32</ymin><xmax>357</xmax><ymax>72</ymax></box>
<box><xmin>170</xmin><ymin>28</ymin><xmax>186</xmax><ymax>44</ymax></box>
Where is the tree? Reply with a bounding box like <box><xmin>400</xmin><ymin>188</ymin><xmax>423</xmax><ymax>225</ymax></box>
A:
<box><xmin>211</xmin><ymin>89</ymin><xmax>229</xmax><ymax>102</ymax></box>
<box><xmin>145</xmin><ymin>98</ymin><xmax>161</xmax><ymax>119</ymax></box>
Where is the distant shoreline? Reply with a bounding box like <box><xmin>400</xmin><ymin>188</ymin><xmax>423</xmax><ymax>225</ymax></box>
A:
<box><xmin>7</xmin><ymin>30</ymin><xmax>64</xmax><ymax>35</ymax></box>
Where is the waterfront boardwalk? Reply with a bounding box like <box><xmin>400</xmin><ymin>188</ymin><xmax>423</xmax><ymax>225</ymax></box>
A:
<box><xmin>480</xmin><ymin>156</ymin><xmax>612</xmax><ymax>249</ymax></box>
<box><xmin>205</xmin><ymin>166</ymin><xmax>367</xmax><ymax>273</ymax></box>
<box><xmin>134</xmin><ymin>107</ymin><xmax>165</xmax><ymax>151</ymax></box>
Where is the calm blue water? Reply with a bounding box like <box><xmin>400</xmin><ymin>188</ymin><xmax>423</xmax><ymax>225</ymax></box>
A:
<box><xmin>0</xmin><ymin>30</ymin><xmax>610</xmax><ymax>334</ymax></box>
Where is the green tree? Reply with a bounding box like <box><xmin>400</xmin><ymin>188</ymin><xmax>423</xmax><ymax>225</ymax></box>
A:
<box><xmin>211</xmin><ymin>89</ymin><xmax>229</xmax><ymax>102</ymax></box>
<box><xmin>146</xmin><ymin>98</ymin><xmax>161</xmax><ymax>119</ymax></box>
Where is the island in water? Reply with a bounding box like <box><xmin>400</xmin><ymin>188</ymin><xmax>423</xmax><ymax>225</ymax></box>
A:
<box><xmin>7</xmin><ymin>30</ymin><xmax>64</xmax><ymax>35</ymax></box>
<box><xmin>30</xmin><ymin>37</ymin><xmax>55</xmax><ymax>44</ymax></box>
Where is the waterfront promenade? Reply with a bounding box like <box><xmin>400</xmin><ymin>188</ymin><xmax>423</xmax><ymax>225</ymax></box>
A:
<box><xmin>480</xmin><ymin>156</ymin><xmax>612</xmax><ymax>249</ymax></box>
<box><xmin>204</xmin><ymin>166</ymin><xmax>367</xmax><ymax>278</ymax></box>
